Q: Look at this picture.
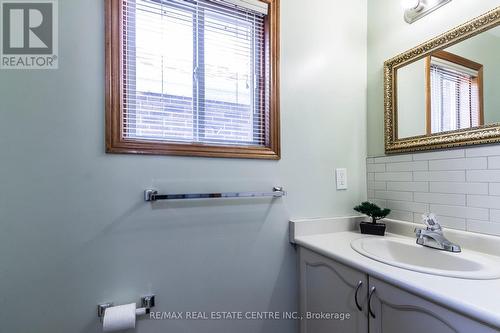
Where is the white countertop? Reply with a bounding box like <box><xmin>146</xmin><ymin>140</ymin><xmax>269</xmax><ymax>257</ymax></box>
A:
<box><xmin>291</xmin><ymin>217</ymin><xmax>500</xmax><ymax>329</ymax></box>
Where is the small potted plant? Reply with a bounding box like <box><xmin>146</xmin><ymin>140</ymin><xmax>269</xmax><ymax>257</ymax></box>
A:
<box><xmin>354</xmin><ymin>201</ymin><xmax>391</xmax><ymax>236</ymax></box>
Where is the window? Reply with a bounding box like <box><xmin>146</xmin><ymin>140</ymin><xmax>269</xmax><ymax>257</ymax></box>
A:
<box><xmin>426</xmin><ymin>51</ymin><xmax>484</xmax><ymax>134</ymax></box>
<box><xmin>106</xmin><ymin>0</ymin><xmax>280</xmax><ymax>159</ymax></box>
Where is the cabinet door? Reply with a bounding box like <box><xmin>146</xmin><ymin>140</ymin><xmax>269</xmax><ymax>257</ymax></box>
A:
<box><xmin>299</xmin><ymin>247</ymin><xmax>368</xmax><ymax>333</ymax></box>
<box><xmin>368</xmin><ymin>277</ymin><xmax>499</xmax><ymax>333</ymax></box>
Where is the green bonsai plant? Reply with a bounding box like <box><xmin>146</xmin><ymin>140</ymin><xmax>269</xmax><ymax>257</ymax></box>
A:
<box><xmin>354</xmin><ymin>201</ymin><xmax>391</xmax><ymax>224</ymax></box>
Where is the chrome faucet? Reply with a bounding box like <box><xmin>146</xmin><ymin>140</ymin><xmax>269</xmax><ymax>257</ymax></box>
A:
<box><xmin>415</xmin><ymin>214</ymin><xmax>461</xmax><ymax>253</ymax></box>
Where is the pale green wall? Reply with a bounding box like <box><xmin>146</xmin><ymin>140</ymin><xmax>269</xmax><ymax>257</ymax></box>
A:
<box><xmin>367</xmin><ymin>0</ymin><xmax>500</xmax><ymax>156</ymax></box>
<box><xmin>397</xmin><ymin>58</ymin><xmax>426</xmax><ymax>138</ymax></box>
<box><xmin>0</xmin><ymin>0</ymin><xmax>367</xmax><ymax>332</ymax></box>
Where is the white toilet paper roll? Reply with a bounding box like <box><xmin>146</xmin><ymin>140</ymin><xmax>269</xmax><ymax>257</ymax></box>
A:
<box><xmin>103</xmin><ymin>303</ymin><xmax>136</xmax><ymax>332</ymax></box>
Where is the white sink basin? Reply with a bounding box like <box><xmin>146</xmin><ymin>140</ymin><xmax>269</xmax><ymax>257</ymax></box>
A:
<box><xmin>351</xmin><ymin>236</ymin><xmax>500</xmax><ymax>280</ymax></box>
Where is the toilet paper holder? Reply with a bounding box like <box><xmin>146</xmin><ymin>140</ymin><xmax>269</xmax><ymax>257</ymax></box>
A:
<box><xmin>97</xmin><ymin>295</ymin><xmax>155</xmax><ymax>320</ymax></box>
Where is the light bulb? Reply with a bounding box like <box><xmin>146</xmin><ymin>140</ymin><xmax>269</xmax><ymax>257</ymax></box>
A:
<box><xmin>401</xmin><ymin>0</ymin><xmax>421</xmax><ymax>10</ymax></box>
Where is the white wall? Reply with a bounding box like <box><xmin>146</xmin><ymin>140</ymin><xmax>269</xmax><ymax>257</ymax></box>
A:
<box><xmin>0</xmin><ymin>0</ymin><xmax>367</xmax><ymax>332</ymax></box>
<box><xmin>368</xmin><ymin>0</ymin><xmax>500</xmax><ymax>156</ymax></box>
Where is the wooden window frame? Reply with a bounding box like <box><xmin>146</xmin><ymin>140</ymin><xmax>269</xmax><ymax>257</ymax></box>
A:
<box><xmin>105</xmin><ymin>0</ymin><xmax>280</xmax><ymax>159</ymax></box>
<box><xmin>425</xmin><ymin>50</ymin><xmax>484</xmax><ymax>135</ymax></box>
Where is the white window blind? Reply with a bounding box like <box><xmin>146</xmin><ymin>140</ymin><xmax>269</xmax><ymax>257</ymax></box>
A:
<box><xmin>430</xmin><ymin>58</ymin><xmax>480</xmax><ymax>134</ymax></box>
<box><xmin>122</xmin><ymin>0</ymin><xmax>269</xmax><ymax>146</ymax></box>
<box><xmin>213</xmin><ymin>0</ymin><xmax>268</xmax><ymax>14</ymax></box>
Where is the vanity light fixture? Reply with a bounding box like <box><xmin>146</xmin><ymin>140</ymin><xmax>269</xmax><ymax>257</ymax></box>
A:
<box><xmin>402</xmin><ymin>0</ymin><xmax>452</xmax><ymax>24</ymax></box>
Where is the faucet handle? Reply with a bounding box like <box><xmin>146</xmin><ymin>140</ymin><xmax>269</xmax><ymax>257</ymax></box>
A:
<box><xmin>422</xmin><ymin>213</ymin><xmax>442</xmax><ymax>232</ymax></box>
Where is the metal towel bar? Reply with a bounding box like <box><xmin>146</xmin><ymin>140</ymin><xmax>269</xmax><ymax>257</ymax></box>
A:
<box><xmin>144</xmin><ymin>187</ymin><xmax>286</xmax><ymax>202</ymax></box>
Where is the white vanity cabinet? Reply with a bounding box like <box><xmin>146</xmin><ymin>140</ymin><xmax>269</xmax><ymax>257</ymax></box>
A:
<box><xmin>299</xmin><ymin>247</ymin><xmax>368</xmax><ymax>333</ymax></box>
<box><xmin>368</xmin><ymin>277</ymin><xmax>498</xmax><ymax>333</ymax></box>
<box><xmin>299</xmin><ymin>247</ymin><xmax>499</xmax><ymax>333</ymax></box>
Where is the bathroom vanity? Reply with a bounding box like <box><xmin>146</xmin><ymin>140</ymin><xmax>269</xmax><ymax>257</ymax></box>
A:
<box><xmin>291</xmin><ymin>217</ymin><xmax>500</xmax><ymax>333</ymax></box>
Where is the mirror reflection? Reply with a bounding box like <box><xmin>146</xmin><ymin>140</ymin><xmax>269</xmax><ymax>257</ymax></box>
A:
<box><xmin>397</xmin><ymin>26</ymin><xmax>500</xmax><ymax>139</ymax></box>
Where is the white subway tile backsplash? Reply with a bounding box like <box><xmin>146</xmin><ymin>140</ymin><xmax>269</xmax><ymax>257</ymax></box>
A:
<box><xmin>367</xmin><ymin>163</ymin><xmax>386</xmax><ymax>173</ymax></box>
<box><xmin>368</xmin><ymin>147</ymin><xmax>500</xmax><ymax>236</ymax></box>
<box><xmin>429</xmin><ymin>182</ymin><xmax>488</xmax><ymax>195</ymax></box>
<box><xmin>386</xmin><ymin>161</ymin><xmax>428</xmax><ymax>172</ymax></box>
<box><xmin>373</xmin><ymin>155</ymin><xmax>413</xmax><ymax>164</ymax></box>
<box><xmin>414</xmin><ymin>171</ymin><xmax>465</xmax><ymax>182</ymax></box>
<box><xmin>429</xmin><ymin>204</ymin><xmax>489</xmax><ymax>221</ymax></box>
<box><xmin>467</xmin><ymin>170</ymin><xmax>500</xmax><ymax>182</ymax></box>
<box><xmin>490</xmin><ymin>209</ymin><xmax>500</xmax><ymax>223</ymax></box>
<box><xmin>375</xmin><ymin>172</ymin><xmax>413</xmax><ymax>182</ymax></box>
<box><xmin>374</xmin><ymin>190</ymin><xmax>413</xmax><ymax>201</ymax></box>
<box><xmin>466</xmin><ymin>145</ymin><xmax>500</xmax><ymax>157</ymax></box>
<box><xmin>467</xmin><ymin>220</ymin><xmax>500</xmax><ymax>236</ymax></box>
<box><xmin>436</xmin><ymin>216</ymin><xmax>466</xmax><ymax>230</ymax></box>
<box><xmin>489</xmin><ymin>183</ymin><xmax>500</xmax><ymax>196</ymax></box>
<box><xmin>413</xmin><ymin>149</ymin><xmax>465</xmax><ymax>160</ymax></box>
<box><xmin>387</xmin><ymin>181</ymin><xmax>428</xmax><ymax>192</ymax></box>
<box><xmin>371</xmin><ymin>199</ymin><xmax>387</xmax><ymax>208</ymax></box>
<box><xmin>467</xmin><ymin>195</ymin><xmax>500</xmax><ymax>209</ymax></box>
<box><xmin>488</xmin><ymin>156</ymin><xmax>500</xmax><ymax>169</ymax></box>
<box><xmin>413</xmin><ymin>212</ymin><xmax>424</xmax><ymax>223</ymax></box>
<box><xmin>416</xmin><ymin>213</ymin><xmax>467</xmax><ymax>229</ymax></box>
<box><xmin>386</xmin><ymin>200</ymin><xmax>429</xmax><ymax>213</ymax></box>
<box><xmin>428</xmin><ymin>158</ymin><xmax>487</xmax><ymax>171</ymax></box>
<box><xmin>388</xmin><ymin>210</ymin><xmax>413</xmax><ymax>222</ymax></box>
<box><xmin>414</xmin><ymin>192</ymin><xmax>466</xmax><ymax>206</ymax></box>
<box><xmin>412</xmin><ymin>214</ymin><xmax>466</xmax><ymax>228</ymax></box>
<box><xmin>368</xmin><ymin>181</ymin><xmax>387</xmax><ymax>190</ymax></box>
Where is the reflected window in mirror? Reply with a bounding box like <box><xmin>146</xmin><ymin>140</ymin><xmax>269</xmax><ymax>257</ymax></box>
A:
<box><xmin>426</xmin><ymin>51</ymin><xmax>484</xmax><ymax>135</ymax></box>
<box><xmin>385</xmin><ymin>8</ymin><xmax>500</xmax><ymax>153</ymax></box>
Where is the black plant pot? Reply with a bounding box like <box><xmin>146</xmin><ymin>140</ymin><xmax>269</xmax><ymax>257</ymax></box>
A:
<box><xmin>360</xmin><ymin>222</ymin><xmax>386</xmax><ymax>236</ymax></box>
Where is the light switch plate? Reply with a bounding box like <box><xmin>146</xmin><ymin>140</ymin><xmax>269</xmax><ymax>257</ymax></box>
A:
<box><xmin>336</xmin><ymin>168</ymin><xmax>347</xmax><ymax>190</ymax></box>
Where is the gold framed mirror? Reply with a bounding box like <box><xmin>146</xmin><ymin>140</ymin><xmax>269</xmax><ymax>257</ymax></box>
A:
<box><xmin>384</xmin><ymin>7</ymin><xmax>500</xmax><ymax>154</ymax></box>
